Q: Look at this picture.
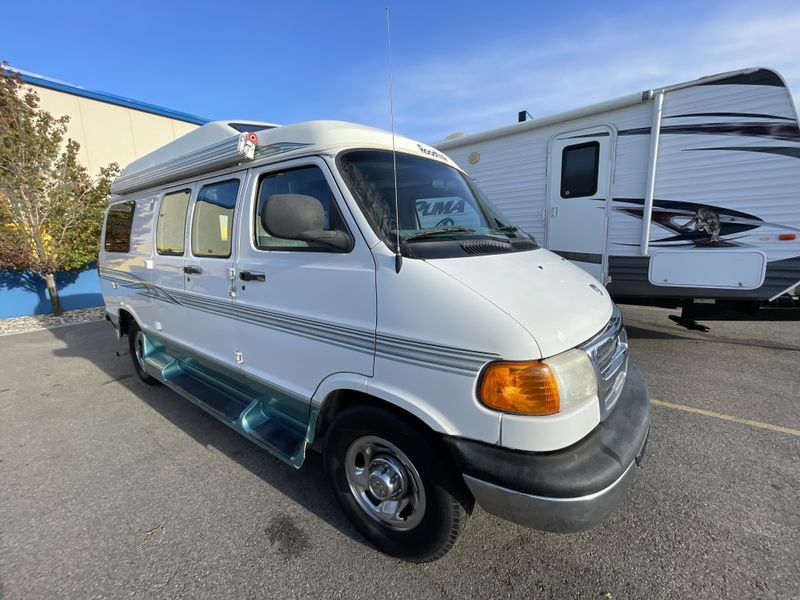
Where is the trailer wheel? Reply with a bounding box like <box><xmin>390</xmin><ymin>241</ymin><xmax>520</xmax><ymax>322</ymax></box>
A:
<box><xmin>128</xmin><ymin>322</ymin><xmax>159</xmax><ymax>386</ymax></box>
<box><xmin>324</xmin><ymin>405</ymin><xmax>471</xmax><ymax>562</ymax></box>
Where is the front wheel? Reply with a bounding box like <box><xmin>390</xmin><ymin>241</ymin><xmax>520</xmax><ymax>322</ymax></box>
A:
<box><xmin>324</xmin><ymin>405</ymin><xmax>472</xmax><ymax>562</ymax></box>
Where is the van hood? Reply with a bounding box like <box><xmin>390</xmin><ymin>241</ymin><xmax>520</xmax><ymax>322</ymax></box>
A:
<box><xmin>427</xmin><ymin>248</ymin><xmax>613</xmax><ymax>357</ymax></box>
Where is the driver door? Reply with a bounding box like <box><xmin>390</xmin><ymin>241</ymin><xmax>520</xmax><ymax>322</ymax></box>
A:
<box><xmin>234</xmin><ymin>157</ymin><xmax>376</xmax><ymax>411</ymax></box>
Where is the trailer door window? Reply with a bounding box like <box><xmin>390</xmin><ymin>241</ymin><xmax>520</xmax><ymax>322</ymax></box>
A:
<box><xmin>560</xmin><ymin>141</ymin><xmax>599</xmax><ymax>198</ymax></box>
<box><xmin>104</xmin><ymin>201</ymin><xmax>135</xmax><ymax>253</ymax></box>
<box><xmin>191</xmin><ymin>179</ymin><xmax>240</xmax><ymax>258</ymax></box>
<box><xmin>156</xmin><ymin>189</ymin><xmax>191</xmax><ymax>255</ymax></box>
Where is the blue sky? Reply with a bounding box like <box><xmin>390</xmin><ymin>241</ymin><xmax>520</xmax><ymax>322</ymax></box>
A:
<box><xmin>3</xmin><ymin>0</ymin><xmax>799</xmax><ymax>143</ymax></box>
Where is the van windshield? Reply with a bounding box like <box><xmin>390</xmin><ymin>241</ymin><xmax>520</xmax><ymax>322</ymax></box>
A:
<box><xmin>338</xmin><ymin>150</ymin><xmax>533</xmax><ymax>253</ymax></box>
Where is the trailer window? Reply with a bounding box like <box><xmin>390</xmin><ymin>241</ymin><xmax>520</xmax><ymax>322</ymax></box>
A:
<box><xmin>561</xmin><ymin>142</ymin><xmax>599</xmax><ymax>198</ymax></box>
<box><xmin>156</xmin><ymin>189</ymin><xmax>191</xmax><ymax>255</ymax></box>
<box><xmin>255</xmin><ymin>166</ymin><xmax>349</xmax><ymax>251</ymax></box>
<box><xmin>191</xmin><ymin>179</ymin><xmax>240</xmax><ymax>258</ymax></box>
<box><xmin>104</xmin><ymin>201</ymin><xmax>135</xmax><ymax>253</ymax></box>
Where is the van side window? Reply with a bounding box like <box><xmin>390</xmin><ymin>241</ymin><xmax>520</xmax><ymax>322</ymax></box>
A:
<box><xmin>560</xmin><ymin>142</ymin><xmax>599</xmax><ymax>198</ymax></box>
<box><xmin>255</xmin><ymin>166</ymin><xmax>348</xmax><ymax>251</ymax></box>
<box><xmin>191</xmin><ymin>179</ymin><xmax>240</xmax><ymax>258</ymax></box>
<box><xmin>104</xmin><ymin>201</ymin><xmax>135</xmax><ymax>253</ymax></box>
<box><xmin>156</xmin><ymin>189</ymin><xmax>191</xmax><ymax>255</ymax></box>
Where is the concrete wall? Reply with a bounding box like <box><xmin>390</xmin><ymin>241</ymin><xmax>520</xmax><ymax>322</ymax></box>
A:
<box><xmin>31</xmin><ymin>85</ymin><xmax>199</xmax><ymax>175</ymax></box>
<box><xmin>0</xmin><ymin>266</ymin><xmax>102</xmax><ymax>318</ymax></box>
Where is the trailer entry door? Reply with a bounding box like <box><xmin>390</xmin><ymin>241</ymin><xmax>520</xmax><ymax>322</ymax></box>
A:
<box><xmin>547</xmin><ymin>127</ymin><xmax>614</xmax><ymax>282</ymax></box>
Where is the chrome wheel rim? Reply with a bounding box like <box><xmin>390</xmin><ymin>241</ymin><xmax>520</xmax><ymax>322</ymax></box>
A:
<box><xmin>134</xmin><ymin>330</ymin><xmax>146</xmax><ymax>369</ymax></box>
<box><xmin>344</xmin><ymin>435</ymin><xmax>426</xmax><ymax>531</ymax></box>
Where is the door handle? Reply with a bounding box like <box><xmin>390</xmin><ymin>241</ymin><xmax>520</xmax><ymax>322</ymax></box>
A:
<box><xmin>239</xmin><ymin>270</ymin><xmax>265</xmax><ymax>282</ymax></box>
<box><xmin>183</xmin><ymin>265</ymin><xmax>202</xmax><ymax>275</ymax></box>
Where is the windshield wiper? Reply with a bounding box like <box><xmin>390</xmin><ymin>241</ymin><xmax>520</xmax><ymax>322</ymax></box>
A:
<box><xmin>403</xmin><ymin>226</ymin><xmax>475</xmax><ymax>242</ymax></box>
<box><xmin>493</xmin><ymin>225</ymin><xmax>518</xmax><ymax>233</ymax></box>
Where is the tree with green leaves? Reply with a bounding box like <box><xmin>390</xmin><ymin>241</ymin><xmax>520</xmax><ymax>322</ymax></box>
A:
<box><xmin>0</xmin><ymin>64</ymin><xmax>118</xmax><ymax>315</ymax></box>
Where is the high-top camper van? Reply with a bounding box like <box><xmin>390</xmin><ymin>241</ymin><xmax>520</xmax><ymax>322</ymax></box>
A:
<box><xmin>437</xmin><ymin>67</ymin><xmax>800</xmax><ymax>327</ymax></box>
<box><xmin>98</xmin><ymin>120</ymin><xmax>649</xmax><ymax>561</ymax></box>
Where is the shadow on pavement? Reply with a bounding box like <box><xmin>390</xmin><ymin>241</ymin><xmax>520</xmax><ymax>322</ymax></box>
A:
<box><xmin>625</xmin><ymin>321</ymin><xmax>800</xmax><ymax>352</ymax></box>
<box><xmin>48</xmin><ymin>320</ymin><xmax>363</xmax><ymax>546</ymax></box>
<box><xmin>624</xmin><ymin>324</ymin><xmax>688</xmax><ymax>341</ymax></box>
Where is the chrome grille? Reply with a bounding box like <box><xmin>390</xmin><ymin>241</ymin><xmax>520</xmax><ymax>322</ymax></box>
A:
<box><xmin>580</xmin><ymin>305</ymin><xmax>628</xmax><ymax>419</ymax></box>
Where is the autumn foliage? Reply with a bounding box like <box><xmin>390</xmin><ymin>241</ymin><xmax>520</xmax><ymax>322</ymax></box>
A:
<box><xmin>0</xmin><ymin>63</ymin><xmax>118</xmax><ymax>314</ymax></box>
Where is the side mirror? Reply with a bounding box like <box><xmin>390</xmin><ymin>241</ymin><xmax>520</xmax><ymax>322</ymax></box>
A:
<box><xmin>261</xmin><ymin>194</ymin><xmax>352</xmax><ymax>251</ymax></box>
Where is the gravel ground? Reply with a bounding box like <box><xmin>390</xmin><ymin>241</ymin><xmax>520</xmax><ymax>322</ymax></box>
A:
<box><xmin>0</xmin><ymin>306</ymin><xmax>798</xmax><ymax>599</ymax></box>
<box><xmin>0</xmin><ymin>307</ymin><xmax>105</xmax><ymax>336</ymax></box>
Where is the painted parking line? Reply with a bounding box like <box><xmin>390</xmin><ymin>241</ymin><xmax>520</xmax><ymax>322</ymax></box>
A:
<box><xmin>651</xmin><ymin>399</ymin><xmax>800</xmax><ymax>438</ymax></box>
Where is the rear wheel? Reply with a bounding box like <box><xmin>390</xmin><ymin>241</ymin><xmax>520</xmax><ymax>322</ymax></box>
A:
<box><xmin>128</xmin><ymin>322</ymin><xmax>159</xmax><ymax>386</ymax></box>
<box><xmin>324</xmin><ymin>405</ymin><xmax>472</xmax><ymax>562</ymax></box>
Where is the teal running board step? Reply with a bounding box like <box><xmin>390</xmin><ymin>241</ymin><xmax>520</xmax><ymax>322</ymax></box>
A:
<box><xmin>139</xmin><ymin>333</ymin><xmax>309</xmax><ymax>468</ymax></box>
<box><xmin>241</xmin><ymin>400</ymin><xmax>307</xmax><ymax>459</ymax></box>
<box><xmin>167</xmin><ymin>369</ymin><xmax>251</xmax><ymax>422</ymax></box>
<box><xmin>142</xmin><ymin>345</ymin><xmax>175</xmax><ymax>372</ymax></box>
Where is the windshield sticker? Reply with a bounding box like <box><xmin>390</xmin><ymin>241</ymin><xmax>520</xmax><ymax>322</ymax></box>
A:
<box><xmin>416</xmin><ymin>197</ymin><xmax>482</xmax><ymax>229</ymax></box>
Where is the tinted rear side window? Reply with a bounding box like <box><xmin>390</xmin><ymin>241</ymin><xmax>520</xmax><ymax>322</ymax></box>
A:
<box><xmin>561</xmin><ymin>142</ymin><xmax>599</xmax><ymax>198</ymax></box>
<box><xmin>157</xmin><ymin>189</ymin><xmax>191</xmax><ymax>255</ymax></box>
<box><xmin>191</xmin><ymin>179</ymin><xmax>240</xmax><ymax>258</ymax></box>
<box><xmin>104</xmin><ymin>201</ymin><xmax>135</xmax><ymax>253</ymax></box>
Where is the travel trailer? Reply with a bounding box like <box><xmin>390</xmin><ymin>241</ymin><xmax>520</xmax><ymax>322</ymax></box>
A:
<box><xmin>437</xmin><ymin>67</ymin><xmax>800</xmax><ymax>328</ymax></box>
<box><xmin>99</xmin><ymin>120</ymin><xmax>649</xmax><ymax>561</ymax></box>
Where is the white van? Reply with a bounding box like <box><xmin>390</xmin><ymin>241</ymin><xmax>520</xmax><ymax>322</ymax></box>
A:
<box><xmin>99</xmin><ymin>120</ymin><xmax>650</xmax><ymax>561</ymax></box>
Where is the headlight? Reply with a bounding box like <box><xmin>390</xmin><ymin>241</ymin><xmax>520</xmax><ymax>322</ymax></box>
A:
<box><xmin>479</xmin><ymin>349</ymin><xmax>598</xmax><ymax>416</ymax></box>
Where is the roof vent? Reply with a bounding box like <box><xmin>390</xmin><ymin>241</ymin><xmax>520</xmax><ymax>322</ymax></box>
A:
<box><xmin>460</xmin><ymin>239</ymin><xmax>513</xmax><ymax>256</ymax></box>
<box><xmin>518</xmin><ymin>110</ymin><xmax>533</xmax><ymax>123</ymax></box>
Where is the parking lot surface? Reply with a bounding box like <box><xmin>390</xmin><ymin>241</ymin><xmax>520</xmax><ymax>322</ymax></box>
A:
<box><xmin>1</xmin><ymin>305</ymin><xmax>798</xmax><ymax>599</ymax></box>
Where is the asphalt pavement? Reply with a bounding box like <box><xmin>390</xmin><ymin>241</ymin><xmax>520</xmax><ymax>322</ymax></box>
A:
<box><xmin>0</xmin><ymin>306</ymin><xmax>798</xmax><ymax>599</ymax></box>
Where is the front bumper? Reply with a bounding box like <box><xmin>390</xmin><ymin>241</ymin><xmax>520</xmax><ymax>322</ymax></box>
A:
<box><xmin>443</xmin><ymin>360</ymin><xmax>650</xmax><ymax>532</ymax></box>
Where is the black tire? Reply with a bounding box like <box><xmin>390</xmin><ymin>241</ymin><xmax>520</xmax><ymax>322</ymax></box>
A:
<box><xmin>324</xmin><ymin>405</ymin><xmax>472</xmax><ymax>562</ymax></box>
<box><xmin>128</xmin><ymin>321</ymin><xmax>159</xmax><ymax>386</ymax></box>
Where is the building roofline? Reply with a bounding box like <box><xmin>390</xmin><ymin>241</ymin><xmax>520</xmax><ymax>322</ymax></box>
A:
<box><xmin>10</xmin><ymin>67</ymin><xmax>210</xmax><ymax>125</ymax></box>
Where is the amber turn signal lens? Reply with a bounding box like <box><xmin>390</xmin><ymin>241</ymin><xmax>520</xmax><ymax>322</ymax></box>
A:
<box><xmin>479</xmin><ymin>361</ymin><xmax>560</xmax><ymax>415</ymax></box>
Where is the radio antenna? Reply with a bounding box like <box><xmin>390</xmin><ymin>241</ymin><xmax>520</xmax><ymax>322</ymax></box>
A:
<box><xmin>385</xmin><ymin>7</ymin><xmax>402</xmax><ymax>273</ymax></box>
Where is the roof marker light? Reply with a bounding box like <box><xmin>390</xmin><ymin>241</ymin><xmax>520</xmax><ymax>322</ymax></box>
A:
<box><xmin>779</xmin><ymin>233</ymin><xmax>797</xmax><ymax>241</ymax></box>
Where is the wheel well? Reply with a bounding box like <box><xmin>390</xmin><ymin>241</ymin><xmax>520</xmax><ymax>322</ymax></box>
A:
<box><xmin>313</xmin><ymin>389</ymin><xmax>475</xmax><ymax>510</ymax></box>
<box><xmin>312</xmin><ymin>389</ymin><xmax>440</xmax><ymax>450</ymax></box>
<box><xmin>118</xmin><ymin>309</ymin><xmax>133</xmax><ymax>337</ymax></box>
